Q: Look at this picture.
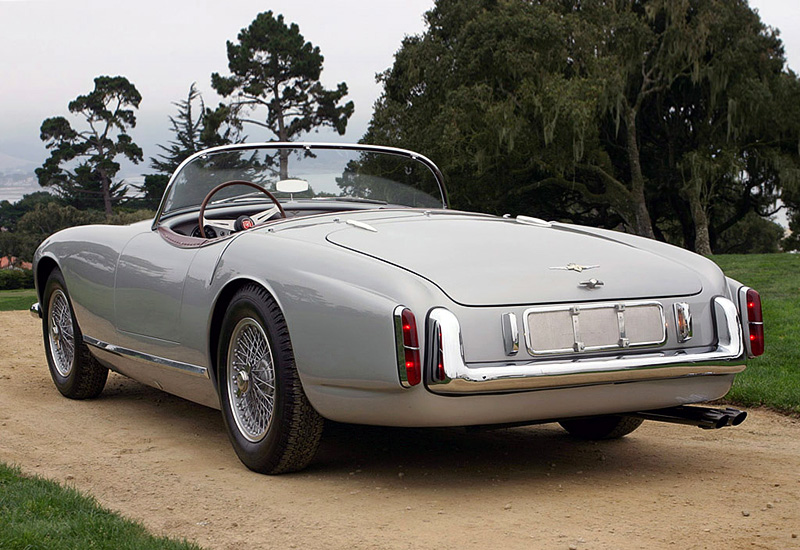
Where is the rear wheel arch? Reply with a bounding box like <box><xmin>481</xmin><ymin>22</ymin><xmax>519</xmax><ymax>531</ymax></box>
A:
<box><xmin>209</xmin><ymin>278</ymin><xmax>278</xmax><ymax>388</ymax></box>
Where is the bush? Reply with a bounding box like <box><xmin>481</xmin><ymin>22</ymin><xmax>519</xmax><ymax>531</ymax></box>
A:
<box><xmin>0</xmin><ymin>268</ymin><xmax>34</xmax><ymax>290</ymax></box>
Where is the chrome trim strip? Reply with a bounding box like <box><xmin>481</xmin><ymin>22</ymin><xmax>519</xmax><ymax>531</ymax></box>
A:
<box><xmin>500</xmin><ymin>312</ymin><xmax>519</xmax><ymax>356</ymax></box>
<box><xmin>515</xmin><ymin>215</ymin><xmax>552</xmax><ymax>227</ymax></box>
<box><xmin>30</xmin><ymin>302</ymin><xmax>41</xmax><ymax>319</ymax></box>
<box><xmin>82</xmin><ymin>335</ymin><xmax>209</xmax><ymax>378</ymax></box>
<box><xmin>346</xmin><ymin>219</ymin><xmax>378</xmax><ymax>232</ymax></box>
<box><xmin>429</xmin><ymin>297</ymin><xmax>744</xmax><ymax>394</ymax></box>
<box><xmin>523</xmin><ymin>300</ymin><xmax>666</xmax><ymax>356</ymax></box>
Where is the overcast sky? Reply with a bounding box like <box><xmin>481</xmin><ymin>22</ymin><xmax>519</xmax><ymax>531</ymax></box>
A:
<box><xmin>1</xmin><ymin>0</ymin><xmax>798</xmax><ymax>175</ymax></box>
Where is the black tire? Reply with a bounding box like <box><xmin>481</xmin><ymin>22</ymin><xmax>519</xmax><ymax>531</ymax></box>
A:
<box><xmin>218</xmin><ymin>284</ymin><xmax>323</xmax><ymax>474</ymax></box>
<box><xmin>559</xmin><ymin>415</ymin><xmax>643</xmax><ymax>440</ymax></box>
<box><xmin>42</xmin><ymin>268</ymin><xmax>108</xmax><ymax>399</ymax></box>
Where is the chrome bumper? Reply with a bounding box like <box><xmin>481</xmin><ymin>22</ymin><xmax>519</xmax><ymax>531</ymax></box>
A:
<box><xmin>30</xmin><ymin>302</ymin><xmax>41</xmax><ymax>319</ymax></box>
<box><xmin>429</xmin><ymin>297</ymin><xmax>745</xmax><ymax>395</ymax></box>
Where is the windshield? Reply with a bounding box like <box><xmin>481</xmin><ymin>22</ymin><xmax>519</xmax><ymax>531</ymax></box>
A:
<box><xmin>157</xmin><ymin>143</ymin><xmax>447</xmax><ymax>222</ymax></box>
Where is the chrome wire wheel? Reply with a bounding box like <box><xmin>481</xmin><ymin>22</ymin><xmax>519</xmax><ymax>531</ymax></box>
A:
<box><xmin>226</xmin><ymin>317</ymin><xmax>276</xmax><ymax>442</ymax></box>
<box><xmin>47</xmin><ymin>288</ymin><xmax>75</xmax><ymax>378</ymax></box>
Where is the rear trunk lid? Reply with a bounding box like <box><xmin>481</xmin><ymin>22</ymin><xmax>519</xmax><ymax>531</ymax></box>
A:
<box><xmin>325</xmin><ymin>214</ymin><xmax>702</xmax><ymax>306</ymax></box>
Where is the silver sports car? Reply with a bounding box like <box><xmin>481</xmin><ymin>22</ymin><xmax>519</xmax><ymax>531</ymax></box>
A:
<box><xmin>31</xmin><ymin>143</ymin><xmax>764</xmax><ymax>474</ymax></box>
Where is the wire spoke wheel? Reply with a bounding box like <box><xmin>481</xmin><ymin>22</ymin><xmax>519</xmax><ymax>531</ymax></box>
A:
<box><xmin>47</xmin><ymin>289</ymin><xmax>75</xmax><ymax>377</ymax></box>
<box><xmin>226</xmin><ymin>317</ymin><xmax>275</xmax><ymax>442</ymax></box>
<box><xmin>218</xmin><ymin>284</ymin><xmax>323</xmax><ymax>474</ymax></box>
<box><xmin>42</xmin><ymin>268</ymin><xmax>108</xmax><ymax>400</ymax></box>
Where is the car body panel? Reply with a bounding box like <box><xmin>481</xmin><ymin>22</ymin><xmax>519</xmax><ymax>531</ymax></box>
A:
<box><xmin>32</xmin><ymin>142</ymin><xmax>758</xmax><ymax>430</ymax></box>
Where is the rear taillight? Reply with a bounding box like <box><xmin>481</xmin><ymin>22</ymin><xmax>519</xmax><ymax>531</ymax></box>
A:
<box><xmin>745</xmin><ymin>288</ymin><xmax>764</xmax><ymax>356</ymax></box>
<box><xmin>394</xmin><ymin>306</ymin><xmax>421</xmax><ymax>387</ymax></box>
<box><xmin>427</xmin><ymin>320</ymin><xmax>446</xmax><ymax>383</ymax></box>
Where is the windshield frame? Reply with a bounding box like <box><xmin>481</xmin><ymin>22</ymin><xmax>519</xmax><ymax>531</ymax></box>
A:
<box><xmin>151</xmin><ymin>142</ymin><xmax>448</xmax><ymax>230</ymax></box>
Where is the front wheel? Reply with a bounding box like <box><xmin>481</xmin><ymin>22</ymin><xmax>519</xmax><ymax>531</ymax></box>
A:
<box><xmin>42</xmin><ymin>268</ymin><xmax>108</xmax><ymax>399</ymax></box>
<box><xmin>218</xmin><ymin>284</ymin><xmax>323</xmax><ymax>474</ymax></box>
<box><xmin>559</xmin><ymin>415</ymin><xmax>643</xmax><ymax>440</ymax></box>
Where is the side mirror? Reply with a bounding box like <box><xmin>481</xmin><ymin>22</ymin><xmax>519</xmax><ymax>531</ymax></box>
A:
<box><xmin>276</xmin><ymin>179</ymin><xmax>310</xmax><ymax>193</ymax></box>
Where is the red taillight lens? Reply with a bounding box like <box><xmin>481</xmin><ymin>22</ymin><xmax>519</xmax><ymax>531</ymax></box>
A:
<box><xmin>746</xmin><ymin>289</ymin><xmax>763</xmax><ymax>323</ymax></box>
<box><xmin>396</xmin><ymin>307</ymin><xmax>421</xmax><ymax>387</ymax></box>
<box><xmin>745</xmin><ymin>288</ymin><xmax>764</xmax><ymax>357</ymax></box>
<box><xmin>437</xmin><ymin>328</ymin><xmax>445</xmax><ymax>381</ymax></box>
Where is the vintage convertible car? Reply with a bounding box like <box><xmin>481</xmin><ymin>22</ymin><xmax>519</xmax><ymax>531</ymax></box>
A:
<box><xmin>31</xmin><ymin>143</ymin><xmax>763</xmax><ymax>474</ymax></box>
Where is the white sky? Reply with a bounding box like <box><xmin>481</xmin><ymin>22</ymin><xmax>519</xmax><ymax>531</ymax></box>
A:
<box><xmin>0</xmin><ymin>0</ymin><xmax>798</xmax><ymax>177</ymax></box>
<box><xmin>0</xmin><ymin>0</ymin><xmax>435</xmax><ymax>168</ymax></box>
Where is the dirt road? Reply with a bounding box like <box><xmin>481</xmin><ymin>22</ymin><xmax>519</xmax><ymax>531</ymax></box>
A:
<box><xmin>1</xmin><ymin>310</ymin><xmax>799</xmax><ymax>549</ymax></box>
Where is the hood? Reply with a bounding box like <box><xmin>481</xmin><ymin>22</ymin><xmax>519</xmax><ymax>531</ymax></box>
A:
<box><xmin>325</xmin><ymin>215</ymin><xmax>702</xmax><ymax>306</ymax></box>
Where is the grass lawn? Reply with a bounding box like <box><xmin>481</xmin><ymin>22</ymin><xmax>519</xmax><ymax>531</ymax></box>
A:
<box><xmin>711</xmin><ymin>253</ymin><xmax>800</xmax><ymax>415</ymax></box>
<box><xmin>0</xmin><ymin>288</ymin><xmax>37</xmax><ymax>312</ymax></box>
<box><xmin>0</xmin><ymin>463</ymin><xmax>201</xmax><ymax>550</ymax></box>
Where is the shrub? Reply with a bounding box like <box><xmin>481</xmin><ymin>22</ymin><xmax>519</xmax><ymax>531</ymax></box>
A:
<box><xmin>0</xmin><ymin>268</ymin><xmax>34</xmax><ymax>290</ymax></box>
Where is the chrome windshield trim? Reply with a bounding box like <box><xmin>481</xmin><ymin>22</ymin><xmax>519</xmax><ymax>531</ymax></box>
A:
<box><xmin>152</xmin><ymin>142</ymin><xmax>449</xmax><ymax>229</ymax></box>
<box><xmin>429</xmin><ymin>297</ymin><xmax>743</xmax><ymax>394</ymax></box>
<box><xmin>83</xmin><ymin>335</ymin><xmax>209</xmax><ymax>379</ymax></box>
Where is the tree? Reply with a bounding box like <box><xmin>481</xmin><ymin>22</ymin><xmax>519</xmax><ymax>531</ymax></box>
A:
<box><xmin>36</xmin><ymin>76</ymin><xmax>143</xmax><ymax>215</ymax></box>
<box><xmin>141</xmin><ymin>83</ymin><xmax>242</xmax><ymax>208</ymax></box>
<box><xmin>0</xmin><ymin>192</ymin><xmax>61</xmax><ymax>231</ymax></box>
<box><xmin>211</xmin><ymin>11</ymin><xmax>354</xmax><ymax>177</ymax></box>
<box><xmin>364</xmin><ymin>0</ymin><xmax>800</xmax><ymax>252</ymax></box>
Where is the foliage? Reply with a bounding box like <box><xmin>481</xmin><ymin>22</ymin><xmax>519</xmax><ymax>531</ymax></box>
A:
<box><xmin>0</xmin><ymin>270</ymin><xmax>34</xmax><ymax>291</ymax></box>
<box><xmin>0</xmin><ymin>462</ymin><xmax>202</xmax><ymax>550</ymax></box>
<box><xmin>211</xmin><ymin>11</ymin><xmax>353</xmax><ymax>176</ymax></box>
<box><xmin>0</xmin><ymin>204</ymin><xmax>154</xmax><ymax>263</ymax></box>
<box><xmin>36</xmin><ymin>76</ymin><xmax>143</xmax><ymax>215</ymax></box>
<box><xmin>365</xmin><ymin>0</ymin><xmax>800</xmax><ymax>253</ymax></box>
<box><xmin>711</xmin><ymin>254</ymin><xmax>800</xmax><ymax>414</ymax></box>
<box><xmin>0</xmin><ymin>192</ymin><xmax>61</xmax><ymax>231</ymax></box>
<box><xmin>135</xmin><ymin>174</ymin><xmax>170</xmax><ymax>210</ymax></box>
<box><xmin>715</xmin><ymin>213</ymin><xmax>785</xmax><ymax>255</ymax></box>
<box><xmin>140</xmin><ymin>83</ymin><xmax>243</xmax><ymax>209</ymax></box>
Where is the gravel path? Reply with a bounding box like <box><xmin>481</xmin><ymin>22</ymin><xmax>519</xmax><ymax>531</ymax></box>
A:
<box><xmin>1</xmin><ymin>310</ymin><xmax>799</xmax><ymax>549</ymax></box>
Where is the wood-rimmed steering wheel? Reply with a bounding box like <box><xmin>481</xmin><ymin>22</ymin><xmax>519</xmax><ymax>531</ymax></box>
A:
<box><xmin>197</xmin><ymin>180</ymin><xmax>287</xmax><ymax>239</ymax></box>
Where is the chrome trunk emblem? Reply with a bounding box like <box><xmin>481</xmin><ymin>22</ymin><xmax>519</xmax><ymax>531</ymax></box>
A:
<box><xmin>550</xmin><ymin>263</ymin><xmax>599</xmax><ymax>272</ymax></box>
<box><xmin>579</xmin><ymin>278</ymin><xmax>604</xmax><ymax>289</ymax></box>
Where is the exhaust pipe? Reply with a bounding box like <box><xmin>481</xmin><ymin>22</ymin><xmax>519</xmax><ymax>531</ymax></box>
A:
<box><xmin>626</xmin><ymin>405</ymin><xmax>747</xmax><ymax>430</ymax></box>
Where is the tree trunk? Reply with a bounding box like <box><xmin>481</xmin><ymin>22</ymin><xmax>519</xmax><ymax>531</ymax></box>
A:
<box><xmin>686</xmin><ymin>183</ymin><xmax>712</xmax><ymax>255</ymax></box>
<box><xmin>99</xmin><ymin>172</ymin><xmax>113</xmax><ymax>216</ymax></box>
<box><xmin>277</xmin><ymin>108</ymin><xmax>289</xmax><ymax>179</ymax></box>
<box><xmin>624</xmin><ymin>107</ymin><xmax>656</xmax><ymax>239</ymax></box>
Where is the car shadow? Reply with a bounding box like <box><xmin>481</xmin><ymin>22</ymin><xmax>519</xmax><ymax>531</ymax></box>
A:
<box><xmin>95</xmin><ymin>374</ymin><xmax>725</xmax><ymax>486</ymax></box>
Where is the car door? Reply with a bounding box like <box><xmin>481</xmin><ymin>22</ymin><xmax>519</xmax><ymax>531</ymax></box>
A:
<box><xmin>114</xmin><ymin>230</ymin><xmax>197</xmax><ymax>343</ymax></box>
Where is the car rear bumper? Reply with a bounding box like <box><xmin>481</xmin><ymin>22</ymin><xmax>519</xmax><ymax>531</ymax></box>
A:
<box><xmin>428</xmin><ymin>296</ymin><xmax>745</xmax><ymax>395</ymax></box>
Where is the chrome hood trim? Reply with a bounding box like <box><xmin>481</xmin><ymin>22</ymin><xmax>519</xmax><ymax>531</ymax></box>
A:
<box><xmin>428</xmin><ymin>296</ymin><xmax>744</xmax><ymax>394</ymax></box>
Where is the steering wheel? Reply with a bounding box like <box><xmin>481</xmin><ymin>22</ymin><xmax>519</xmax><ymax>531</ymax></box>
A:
<box><xmin>197</xmin><ymin>180</ymin><xmax>287</xmax><ymax>239</ymax></box>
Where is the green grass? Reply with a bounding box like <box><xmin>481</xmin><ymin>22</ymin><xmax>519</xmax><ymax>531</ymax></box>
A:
<box><xmin>711</xmin><ymin>253</ymin><xmax>800</xmax><ymax>415</ymax></box>
<box><xmin>0</xmin><ymin>288</ymin><xmax>37</xmax><ymax>312</ymax></box>
<box><xmin>0</xmin><ymin>463</ymin><xmax>202</xmax><ymax>550</ymax></box>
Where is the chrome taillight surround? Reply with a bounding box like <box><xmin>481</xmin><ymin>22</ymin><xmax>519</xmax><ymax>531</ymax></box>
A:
<box><xmin>673</xmin><ymin>302</ymin><xmax>693</xmax><ymax>343</ymax></box>
<box><xmin>393</xmin><ymin>305</ymin><xmax>421</xmax><ymax>387</ymax></box>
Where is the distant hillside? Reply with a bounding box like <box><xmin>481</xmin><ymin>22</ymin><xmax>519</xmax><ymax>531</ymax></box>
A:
<box><xmin>0</xmin><ymin>152</ymin><xmax>36</xmax><ymax>173</ymax></box>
